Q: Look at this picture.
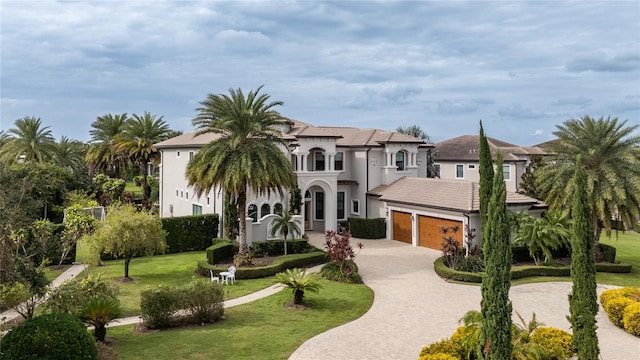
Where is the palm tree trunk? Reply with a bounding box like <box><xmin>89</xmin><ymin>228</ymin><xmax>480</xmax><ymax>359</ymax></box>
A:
<box><xmin>140</xmin><ymin>162</ymin><xmax>150</xmax><ymax>202</ymax></box>
<box><xmin>294</xmin><ymin>289</ymin><xmax>304</xmax><ymax>305</ymax></box>
<box><xmin>237</xmin><ymin>191</ymin><xmax>248</xmax><ymax>255</ymax></box>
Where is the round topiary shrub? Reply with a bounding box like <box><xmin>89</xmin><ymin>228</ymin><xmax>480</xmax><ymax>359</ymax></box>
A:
<box><xmin>604</xmin><ymin>297</ymin><xmax>635</xmax><ymax>327</ymax></box>
<box><xmin>530</xmin><ymin>327</ymin><xmax>575</xmax><ymax>359</ymax></box>
<box><xmin>622</xmin><ymin>302</ymin><xmax>640</xmax><ymax>336</ymax></box>
<box><xmin>0</xmin><ymin>313</ymin><xmax>98</xmax><ymax>360</ymax></box>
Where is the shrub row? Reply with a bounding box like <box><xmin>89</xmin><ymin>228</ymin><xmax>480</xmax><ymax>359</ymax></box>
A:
<box><xmin>162</xmin><ymin>214</ymin><xmax>219</xmax><ymax>254</ymax></box>
<box><xmin>140</xmin><ymin>280</ymin><xmax>224</xmax><ymax>329</ymax></box>
<box><xmin>348</xmin><ymin>217</ymin><xmax>386</xmax><ymax>239</ymax></box>
<box><xmin>600</xmin><ymin>287</ymin><xmax>640</xmax><ymax>336</ymax></box>
<box><xmin>198</xmin><ymin>251</ymin><xmax>328</xmax><ymax>279</ymax></box>
<box><xmin>435</xmin><ymin>257</ymin><xmax>632</xmax><ymax>283</ymax></box>
<box><xmin>206</xmin><ymin>240</ymin><xmax>238</xmax><ymax>264</ymax></box>
<box><xmin>250</xmin><ymin>239</ymin><xmax>313</xmax><ymax>256</ymax></box>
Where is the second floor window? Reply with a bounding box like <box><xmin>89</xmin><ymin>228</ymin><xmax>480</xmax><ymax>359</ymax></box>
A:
<box><xmin>456</xmin><ymin>164</ymin><xmax>464</xmax><ymax>178</ymax></box>
<box><xmin>396</xmin><ymin>151</ymin><xmax>406</xmax><ymax>171</ymax></box>
<box><xmin>315</xmin><ymin>151</ymin><xmax>325</xmax><ymax>171</ymax></box>
<box><xmin>335</xmin><ymin>152</ymin><xmax>344</xmax><ymax>171</ymax></box>
<box><xmin>503</xmin><ymin>164</ymin><xmax>511</xmax><ymax>180</ymax></box>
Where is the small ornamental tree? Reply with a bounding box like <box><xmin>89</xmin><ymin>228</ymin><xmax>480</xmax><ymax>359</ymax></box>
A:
<box><xmin>269</xmin><ymin>210</ymin><xmax>302</xmax><ymax>255</ymax></box>
<box><xmin>568</xmin><ymin>155</ymin><xmax>600</xmax><ymax>359</ymax></box>
<box><xmin>324</xmin><ymin>230</ymin><xmax>362</xmax><ymax>276</ymax></box>
<box><xmin>87</xmin><ymin>203</ymin><xmax>166</xmax><ymax>279</ymax></box>
<box><xmin>289</xmin><ymin>185</ymin><xmax>303</xmax><ymax>215</ymax></box>
<box><xmin>60</xmin><ymin>204</ymin><xmax>96</xmax><ymax>268</ymax></box>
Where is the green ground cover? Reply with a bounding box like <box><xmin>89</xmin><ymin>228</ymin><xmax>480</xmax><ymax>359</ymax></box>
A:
<box><xmin>108</xmin><ymin>279</ymin><xmax>374</xmax><ymax>359</ymax></box>
<box><xmin>124</xmin><ymin>181</ymin><xmax>142</xmax><ymax>198</ymax></box>
<box><xmin>82</xmin><ymin>252</ymin><xmax>276</xmax><ymax>317</ymax></box>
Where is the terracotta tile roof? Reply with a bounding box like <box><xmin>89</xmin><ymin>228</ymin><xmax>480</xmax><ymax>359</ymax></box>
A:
<box><xmin>371</xmin><ymin>177</ymin><xmax>543</xmax><ymax>212</ymax></box>
<box><xmin>435</xmin><ymin>135</ymin><xmax>546</xmax><ymax>162</ymax></box>
<box><xmin>154</xmin><ymin>131</ymin><xmax>224</xmax><ymax>149</ymax></box>
<box><xmin>154</xmin><ymin>118</ymin><xmax>431</xmax><ymax>148</ymax></box>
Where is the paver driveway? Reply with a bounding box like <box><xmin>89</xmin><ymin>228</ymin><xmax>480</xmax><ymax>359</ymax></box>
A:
<box><xmin>290</xmin><ymin>235</ymin><xmax>639</xmax><ymax>360</ymax></box>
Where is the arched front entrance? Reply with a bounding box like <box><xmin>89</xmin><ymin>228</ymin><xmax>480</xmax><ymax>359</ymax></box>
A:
<box><xmin>302</xmin><ymin>180</ymin><xmax>335</xmax><ymax>233</ymax></box>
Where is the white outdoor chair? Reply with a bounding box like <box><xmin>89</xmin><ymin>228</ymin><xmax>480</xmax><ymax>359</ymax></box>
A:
<box><xmin>220</xmin><ymin>266</ymin><xmax>236</xmax><ymax>285</ymax></box>
<box><xmin>209</xmin><ymin>269</ymin><xmax>220</xmax><ymax>283</ymax></box>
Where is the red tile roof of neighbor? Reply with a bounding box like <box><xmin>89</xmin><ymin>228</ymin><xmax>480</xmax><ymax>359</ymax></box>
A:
<box><xmin>369</xmin><ymin>177</ymin><xmax>544</xmax><ymax>212</ymax></box>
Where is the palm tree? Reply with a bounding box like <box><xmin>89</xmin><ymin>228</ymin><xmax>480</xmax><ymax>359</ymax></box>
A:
<box><xmin>0</xmin><ymin>117</ymin><xmax>55</xmax><ymax>163</ymax></box>
<box><xmin>536</xmin><ymin>116</ymin><xmax>640</xmax><ymax>247</ymax></box>
<box><xmin>80</xmin><ymin>297</ymin><xmax>121</xmax><ymax>342</ymax></box>
<box><xmin>186</xmin><ymin>86</ymin><xmax>296</xmax><ymax>256</ymax></box>
<box><xmin>269</xmin><ymin>210</ymin><xmax>302</xmax><ymax>255</ymax></box>
<box><xmin>50</xmin><ymin>136</ymin><xmax>87</xmax><ymax>175</ymax></box>
<box><xmin>113</xmin><ymin>112</ymin><xmax>171</xmax><ymax>201</ymax></box>
<box><xmin>86</xmin><ymin>113</ymin><xmax>129</xmax><ymax>177</ymax></box>
<box><xmin>512</xmin><ymin>209</ymin><xmax>572</xmax><ymax>265</ymax></box>
<box><xmin>274</xmin><ymin>268</ymin><xmax>322</xmax><ymax>305</ymax></box>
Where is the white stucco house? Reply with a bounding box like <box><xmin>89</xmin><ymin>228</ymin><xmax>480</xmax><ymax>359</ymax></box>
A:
<box><xmin>154</xmin><ymin>119</ymin><xmax>545</xmax><ymax>251</ymax></box>
<box><xmin>434</xmin><ymin>135</ymin><xmax>546</xmax><ymax>193</ymax></box>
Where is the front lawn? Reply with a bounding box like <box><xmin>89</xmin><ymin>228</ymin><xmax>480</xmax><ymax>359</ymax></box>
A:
<box><xmin>108</xmin><ymin>279</ymin><xmax>374</xmax><ymax>359</ymax></box>
<box><xmin>82</xmin><ymin>252</ymin><xmax>276</xmax><ymax>317</ymax></box>
<box><xmin>597</xmin><ymin>231</ymin><xmax>640</xmax><ymax>287</ymax></box>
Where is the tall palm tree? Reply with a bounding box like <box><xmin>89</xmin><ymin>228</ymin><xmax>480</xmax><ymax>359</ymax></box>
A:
<box><xmin>536</xmin><ymin>116</ymin><xmax>640</xmax><ymax>247</ymax></box>
<box><xmin>270</xmin><ymin>210</ymin><xmax>302</xmax><ymax>255</ymax></box>
<box><xmin>113</xmin><ymin>112</ymin><xmax>171</xmax><ymax>201</ymax></box>
<box><xmin>86</xmin><ymin>113</ymin><xmax>129</xmax><ymax>177</ymax></box>
<box><xmin>186</xmin><ymin>86</ymin><xmax>296</xmax><ymax>256</ymax></box>
<box><xmin>0</xmin><ymin>117</ymin><xmax>55</xmax><ymax>163</ymax></box>
<box><xmin>50</xmin><ymin>136</ymin><xmax>87</xmax><ymax>175</ymax></box>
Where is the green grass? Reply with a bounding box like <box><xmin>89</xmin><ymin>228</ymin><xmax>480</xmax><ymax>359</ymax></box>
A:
<box><xmin>108</xmin><ymin>279</ymin><xmax>374</xmax><ymax>359</ymax></box>
<box><xmin>124</xmin><ymin>181</ymin><xmax>142</xmax><ymax>197</ymax></box>
<box><xmin>597</xmin><ymin>231</ymin><xmax>640</xmax><ymax>287</ymax></box>
<box><xmin>510</xmin><ymin>231</ymin><xmax>640</xmax><ymax>287</ymax></box>
<box><xmin>82</xmin><ymin>252</ymin><xmax>277</xmax><ymax>317</ymax></box>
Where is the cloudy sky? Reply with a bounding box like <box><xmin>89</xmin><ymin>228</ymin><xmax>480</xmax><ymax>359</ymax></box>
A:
<box><xmin>1</xmin><ymin>1</ymin><xmax>639</xmax><ymax>146</ymax></box>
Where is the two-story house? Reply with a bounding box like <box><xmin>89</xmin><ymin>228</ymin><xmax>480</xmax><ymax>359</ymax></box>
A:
<box><xmin>433</xmin><ymin>135</ymin><xmax>546</xmax><ymax>192</ymax></box>
<box><xmin>155</xmin><ymin>121</ymin><xmax>545</xmax><ymax>251</ymax></box>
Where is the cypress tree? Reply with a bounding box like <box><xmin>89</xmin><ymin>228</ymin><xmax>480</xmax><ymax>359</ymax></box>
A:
<box><xmin>479</xmin><ymin>120</ymin><xmax>494</xmax><ymax>230</ymax></box>
<box><xmin>480</xmin><ymin>151</ymin><xmax>513</xmax><ymax>359</ymax></box>
<box><xmin>568</xmin><ymin>155</ymin><xmax>600</xmax><ymax>359</ymax></box>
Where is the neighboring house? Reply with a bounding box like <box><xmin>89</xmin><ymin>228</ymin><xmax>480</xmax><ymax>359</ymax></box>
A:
<box><xmin>155</xmin><ymin>119</ymin><xmax>433</xmax><ymax>243</ymax></box>
<box><xmin>434</xmin><ymin>135</ymin><xmax>546</xmax><ymax>193</ymax></box>
<box><xmin>369</xmin><ymin>177</ymin><xmax>546</xmax><ymax>250</ymax></box>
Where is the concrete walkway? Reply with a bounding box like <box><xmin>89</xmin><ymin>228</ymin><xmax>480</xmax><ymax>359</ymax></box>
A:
<box><xmin>0</xmin><ymin>263</ymin><xmax>88</xmax><ymax>325</ymax></box>
<box><xmin>289</xmin><ymin>235</ymin><xmax>640</xmax><ymax>360</ymax></box>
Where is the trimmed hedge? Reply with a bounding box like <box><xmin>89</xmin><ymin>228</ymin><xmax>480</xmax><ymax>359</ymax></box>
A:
<box><xmin>635</xmin><ymin>223</ymin><xmax>640</xmax><ymax>233</ymax></box>
<box><xmin>162</xmin><ymin>214</ymin><xmax>219</xmax><ymax>254</ymax></box>
<box><xmin>0</xmin><ymin>313</ymin><xmax>98</xmax><ymax>360</ymax></box>
<box><xmin>250</xmin><ymin>239</ymin><xmax>312</xmax><ymax>256</ymax></box>
<box><xmin>206</xmin><ymin>240</ymin><xmax>238</xmax><ymax>265</ymax></box>
<box><xmin>599</xmin><ymin>243</ymin><xmax>617</xmax><ymax>263</ymax></box>
<box><xmin>348</xmin><ymin>217</ymin><xmax>386</xmax><ymax>239</ymax></box>
<box><xmin>435</xmin><ymin>256</ymin><xmax>633</xmax><ymax>283</ymax></box>
<box><xmin>198</xmin><ymin>251</ymin><xmax>328</xmax><ymax>279</ymax></box>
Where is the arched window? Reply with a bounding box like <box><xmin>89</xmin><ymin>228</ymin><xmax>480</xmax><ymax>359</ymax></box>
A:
<box><xmin>396</xmin><ymin>151</ymin><xmax>406</xmax><ymax>171</ymax></box>
<box><xmin>274</xmin><ymin>203</ymin><xmax>283</xmax><ymax>216</ymax></box>
<box><xmin>248</xmin><ymin>204</ymin><xmax>258</xmax><ymax>222</ymax></box>
<box><xmin>261</xmin><ymin>203</ymin><xmax>271</xmax><ymax>218</ymax></box>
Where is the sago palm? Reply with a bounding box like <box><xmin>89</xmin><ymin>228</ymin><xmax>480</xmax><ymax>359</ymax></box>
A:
<box><xmin>274</xmin><ymin>268</ymin><xmax>322</xmax><ymax>305</ymax></box>
<box><xmin>269</xmin><ymin>210</ymin><xmax>302</xmax><ymax>255</ymax></box>
<box><xmin>113</xmin><ymin>112</ymin><xmax>172</xmax><ymax>201</ymax></box>
<box><xmin>80</xmin><ymin>297</ymin><xmax>121</xmax><ymax>342</ymax></box>
<box><xmin>186</xmin><ymin>86</ymin><xmax>296</xmax><ymax>255</ymax></box>
<box><xmin>536</xmin><ymin>116</ymin><xmax>640</xmax><ymax>246</ymax></box>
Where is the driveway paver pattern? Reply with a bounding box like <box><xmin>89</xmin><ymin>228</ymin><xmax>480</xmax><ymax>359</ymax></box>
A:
<box><xmin>289</xmin><ymin>234</ymin><xmax>639</xmax><ymax>360</ymax></box>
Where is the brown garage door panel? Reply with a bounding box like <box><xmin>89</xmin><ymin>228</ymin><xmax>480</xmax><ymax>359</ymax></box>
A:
<box><xmin>392</xmin><ymin>211</ymin><xmax>412</xmax><ymax>244</ymax></box>
<box><xmin>418</xmin><ymin>216</ymin><xmax>462</xmax><ymax>250</ymax></box>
